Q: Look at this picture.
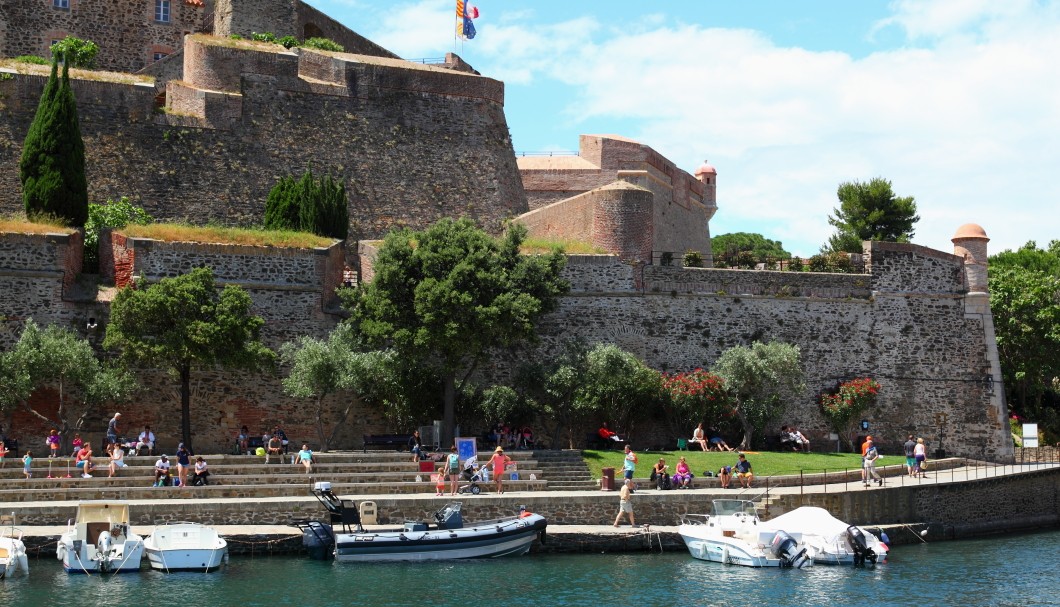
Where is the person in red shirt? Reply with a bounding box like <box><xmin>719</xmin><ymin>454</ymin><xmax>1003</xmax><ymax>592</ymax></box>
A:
<box><xmin>75</xmin><ymin>442</ymin><xmax>94</xmax><ymax>478</ymax></box>
<box><xmin>598</xmin><ymin>422</ymin><xmax>622</xmax><ymax>442</ymax></box>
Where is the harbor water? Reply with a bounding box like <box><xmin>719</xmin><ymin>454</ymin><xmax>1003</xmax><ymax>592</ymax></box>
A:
<box><xmin>2</xmin><ymin>529</ymin><xmax>1057</xmax><ymax>607</ymax></box>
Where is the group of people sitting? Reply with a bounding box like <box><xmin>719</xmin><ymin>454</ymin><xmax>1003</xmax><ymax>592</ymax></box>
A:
<box><xmin>491</xmin><ymin>423</ymin><xmax>535</xmax><ymax>450</ymax></box>
<box><xmin>650</xmin><ymin>456</ymin><xmax>696</xmax><ymax>490</ymax></box>
<box><xmin>779</xmin><ymin>425</ymin><xmax>811</xmax><ymax>452</ymax></box>
<box><xmin>689</xmin><ymin>422</ymin><xmax>733</xmax><ymax>451</ymax></box>
<box><xmin>152</xmin><ymin>447</ymin><xmax>211</xmax><ymax>487</ymax></box>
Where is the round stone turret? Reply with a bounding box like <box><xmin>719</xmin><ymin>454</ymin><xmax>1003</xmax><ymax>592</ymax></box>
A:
<box><xmin>694</xmin><ymin>160</ymin><xmax>718</xmax><ymax>211</ymax></box>
<box><xmin>952</xmin><ymin>223</ymin><xmax>989</xmax><ymax>293</ymax></box>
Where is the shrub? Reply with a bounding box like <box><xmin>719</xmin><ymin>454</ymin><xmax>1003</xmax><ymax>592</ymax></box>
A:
<box><xmin>302</xmin><ymin>37</ymin><xmax>344</xmax><ymax>52</ymax></box>
<box><xmin>788</xmin><ymin>257</ymin><xmax>804</xmax><ymax>272</ymax></box>
<box><xmin>264</xmin><ymin>169</ymin><xmax>348</xmax><ymax>240</ymax></box>
<box><xmin>820</xmin><ymin>377</ymin><xmax>881</xmax><ymax>450</ymax></box>
<box><xmin>278</xmin><ymin>35</ymin><xmax>299</xmax><ymax>49</ymax></box>
<box><xmin>251</xmin><ymin>32</ymin><xmax>277</xmax><ymax>43</ymax></box>
<box><xmin>84</xmin><ymin>197</ymin><xmax>153</xmax><ymax>273</ymax></box>
<box><xmin>14</xmin><ymin>55</ymin><xmax>49</xmax><ymax>65</ymax></box>
<box><xmin>229</xmin><ymin>34</ymin><xmax>244</xmax><ymax>40</ymax></box>
<box><xmin>51</xmin><ymin>36</ymin><xmax>99</xmax><ymax>69</ymax></box>
<box><xmin>683</xmin><ymin>249</ymin><xmax>703</xmax><ymax>268</ymax></box>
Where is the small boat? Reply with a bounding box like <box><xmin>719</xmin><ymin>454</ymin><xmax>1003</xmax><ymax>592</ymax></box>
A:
<box><xmin>295</xmin><ymin>482</ymin><xmax>547</xmax><ymax>562</ymax></box>
<box><xmin>0</xmin><ymin>528</ymin><xmax>29</xmax><ymax>579</ymax></box>
<box><xmin>144</xmin><ymin>522</ymin><xmax>228</xmax><ymax>572</ymax></box>
<box><xmin>761</xmin><ymin>506</ymin><xmax>888</xmax><ymax>566</ymax></box>
<box><xmin>678</xmin><ymin>499</ymin><xmax>812</xmax><ymax>568</ymax></box>
<box><xmin>56</xmin><ymin>502</ymin><xmax>144</xmax><ymax>574</ymax></box>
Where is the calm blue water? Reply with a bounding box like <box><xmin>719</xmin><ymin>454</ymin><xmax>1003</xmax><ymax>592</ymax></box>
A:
<box><xmin>2</xmin><ymin>529</ymin><xmax>1057</xmax><ymax>607</ymax></box>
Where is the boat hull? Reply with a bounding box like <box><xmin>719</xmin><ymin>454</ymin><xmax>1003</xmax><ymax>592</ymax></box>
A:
<box><xmin>59</xmin><ymin>538</ymin><xmax>144</xmax><ymax>574</ymax></box>
<box><xmin>143</xmin><ymin>523</ymin><xmax>228</xmax><ymax>572</ymax></box>
<box><xmin>680</xmin><ymin>532</ymin><xmax>792</xmax><ymax>568</ymax></box>
<box><xmin>145</xmin><ymin>547</ymin><xmax>226</xmax><ymax>572</ymax></box>
<box><xmin>334</xmin><ymin>516</ymin><xmax>546</xmax><ymax>562</ymax></box>
<box><xmin>1</xmin><ymin>537</ymin><xmax>29</xmax><ymax>579</ymax></box>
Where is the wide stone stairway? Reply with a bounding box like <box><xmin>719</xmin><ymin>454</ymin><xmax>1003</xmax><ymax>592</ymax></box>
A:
<box><xmin>0</xmin><ymin>449</ymin><xmax>596</xmax><ymax>503</ymax></box>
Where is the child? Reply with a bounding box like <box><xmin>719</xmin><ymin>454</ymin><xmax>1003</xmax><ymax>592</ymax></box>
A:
<box><xmin>71</xmin><ymin>433</ymin><xmax>83</xmax><ymax>452</ymax></box>
<box><xmin>433</xmin><ymin>472</ymin><xmax>445</xmax><ymax>496</ymax></box>
<box><xmin>47</xmin><ymin>429</ymin><xmax>61</xmax><ymax>457</ymax></box>
<box><xmin>0</xmin><ymin>440</ymin><xmax>7</xmax><ymax>468</ymax></box>
<box><xmin>23</xmin><ymin>450</ymin><xmax>33</xmax><ymax>479</ymax></box>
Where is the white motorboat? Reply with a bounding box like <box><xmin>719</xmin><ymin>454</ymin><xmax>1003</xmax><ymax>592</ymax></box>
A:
<box><xmin>678</xmin><ymin>499</ymin><xmax>812</xmax><ymax>568</ymax></box>
<box><xmin>761</xmin><ymin>506</ymin><xmax>888</xmax><ymax>566</ymax></box>
<box><xmin>56</xmin><ymin>502</ymin><xmax>144</xmax><ymax>574</ymax></box>
<box><xmin>0</xmin><ymin>528</ymin><xmax>28</xmax><ymax>579</ymax></box>
<box><xmin>296</xmin><ymin>483</ymin><xmax>547</xmax><ymax>562</ymax></box>
<box><xmin>144</xmin><ymin>522</ymin><xmax>228</xmax><ymax>572</ymax></box>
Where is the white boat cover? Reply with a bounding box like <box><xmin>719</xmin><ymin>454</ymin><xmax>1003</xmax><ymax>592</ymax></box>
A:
<box><xmin>759</xmin><ymin>507</ymin><xmax>852</xmax><ymax>543</ymax></box>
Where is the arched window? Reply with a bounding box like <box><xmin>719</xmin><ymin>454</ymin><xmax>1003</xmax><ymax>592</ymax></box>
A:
<box><xmin>304</xmin><ymin>23</ymin><xmax>324</xmax><ymax>39</ymax></box>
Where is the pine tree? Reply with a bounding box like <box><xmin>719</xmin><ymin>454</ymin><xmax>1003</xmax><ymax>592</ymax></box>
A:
<box><xmin>19</xmin><ymin>58</ymin><xmax>89</xmax><ymax>226</ymax></box>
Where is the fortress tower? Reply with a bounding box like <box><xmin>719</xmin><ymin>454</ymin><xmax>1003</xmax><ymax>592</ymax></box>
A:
<box><xmin>693</xmin><ymin>160</ymin><xmax>718</xmax><ymax>213</ymax></box>
<box><xmin>952</xmin><ymin>223</ymin><xmax>990</xmax><ymax>294</ymax></box>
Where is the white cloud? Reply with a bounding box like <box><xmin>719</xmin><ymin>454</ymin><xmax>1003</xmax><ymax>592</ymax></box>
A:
<box><xmin>457</xmin><ymin>1</ymin><xmax>1060</xmax><ymax>255</ymax></box>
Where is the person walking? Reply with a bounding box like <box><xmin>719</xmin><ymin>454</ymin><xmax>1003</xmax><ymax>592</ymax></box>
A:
<box><xmin>175</xmin><ymin>442</ymin><xmax>192</xmax><ymax>488</ymax></box>
<box><xmin>903</xmin><ymin>435</ymin><xmax>917</xmax><ymax>476</ymax></box>
<box><xmin>489</xmin><ymin>446</ymin><xmax>512</xmax><ymax>494</ymax></box>
<box><xmin>860</xmin><ymin>435</ymin><xmax>872</xmax><ymax>484</ymax></box>
<box><xmin>622</xmin><ymin>444</ymin><xmax>638</xmax><ymax>482</ymax></box>
<box><xmin>106</xmin><ymin>412</ymin><xmax>121</xmax><ymax>449</ymax></box>
<box><xmin>913</xmin><ymin>437</ymin><xmax>928</xmax><ymax>477</ymax></box>
<box><xmin>863</xmin><ymin>438</ymin><xmax>883</xmax><ymax>487</ymax></box>
<box><xmin>613</xmin><ymin>478</ymin><xmax>637</xmax><ymax>527</ymax></box>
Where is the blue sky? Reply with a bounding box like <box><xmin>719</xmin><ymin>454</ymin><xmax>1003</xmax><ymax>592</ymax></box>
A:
<box><xmin>306</xmin><ymin>0</ymin><xmax>1060</xmax><ymax>257</ymax></box>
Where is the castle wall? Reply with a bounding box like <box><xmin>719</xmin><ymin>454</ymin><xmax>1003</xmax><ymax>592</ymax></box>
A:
<box><xmin>0</xmin><ymin>230</ymin><xmax>84</xmax><ymax>346</ymax></box>
<box><xmin>0</xmin><ymin>0</ymin><xmax>205</xmax><ymax>73</ymax></box>
<box><xmin>0</xmin><ymin>36</ymin><xmax>527</xmax><ymax>243</ymax></box>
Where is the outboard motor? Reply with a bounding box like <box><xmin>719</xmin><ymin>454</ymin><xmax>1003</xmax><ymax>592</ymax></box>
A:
<box><xmin>96</xmin><ymin>530</ymin><xmax>114</xmax><ymax>572</ymax></box>
<box><xmin>846</xmin><ymin>525</ymin><xmax>878</xmax><ymax>566</ymax></box>
<box><xmin>294</xmin><ymin>520</ymin><xmax>336</xmax><ymax>560</ymax></box>
<box><xmin>770</xmin><ymin>530</ymin><xmax>810</xmax><ymax>568</ymax></box>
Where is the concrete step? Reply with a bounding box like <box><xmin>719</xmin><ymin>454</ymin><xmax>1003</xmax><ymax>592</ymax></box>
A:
<box><xmin>3</xmin><ymin>460</ymin><xmax>544</xmax><ymax>478</ymax></box>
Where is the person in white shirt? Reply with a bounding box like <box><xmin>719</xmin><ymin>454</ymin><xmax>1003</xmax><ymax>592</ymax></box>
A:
<box><xmin>137</xmin><ymin>426</ymin><xmax>156</xmax><ymax>455</ymax></box>
<box><xmin>153</xmin><ymin>455</ymin><xmax>171</xmax><ymax>486</ymax></box>
<box><xmin>108</xmin><ymin>443</ymin><xmax>129</xmax><ymax>478</ymax></box>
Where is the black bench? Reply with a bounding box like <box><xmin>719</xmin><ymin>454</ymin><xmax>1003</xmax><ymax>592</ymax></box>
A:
<box><xmin>585</xmin><ymin>433</ymin><xmax>625</xmax><ymax>451</ymax></box>
<box><xmin>363</xmin><ymin>434</ymin><xmax>413</xmax><ymax>453</ymax></box>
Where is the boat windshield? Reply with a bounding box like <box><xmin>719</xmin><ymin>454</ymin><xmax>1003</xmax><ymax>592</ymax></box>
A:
<box><xmin>710</xmin><ymin>500</ymin><xmax>758</xmax><ymax>517</ymax></box>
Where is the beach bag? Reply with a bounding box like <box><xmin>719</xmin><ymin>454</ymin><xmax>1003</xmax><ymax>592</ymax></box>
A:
<box><xmin>255</xmin><ymin>447</ymin><xmax>266</xmax><ymax>456</ymax></box>
<box><xmin>510</xmin><ymin>471</ymin><xmax>519</xmax><ymax>481</ymax></box>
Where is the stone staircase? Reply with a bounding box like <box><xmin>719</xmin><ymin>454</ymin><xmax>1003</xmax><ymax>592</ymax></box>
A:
<box><xmin>0</xmin><ymin>450</ymin><xmax>600</xmax><ymax>502</ymax></box>
<box><xmin>530</xmin><ymin>450</ymin><xmax>597</xmax><ymax>490</ymax></box>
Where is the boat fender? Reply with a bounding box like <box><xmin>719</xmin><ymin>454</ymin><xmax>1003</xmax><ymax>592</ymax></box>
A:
<box><xmin>538</xmin><ymin>529</ymin><xmax>547</xmax><ymax>545</ymax></box>
<box><xmin>721</xmin><ymin>546</ymin><xmax>729</xmax><ymax>564</ymax></box>
<box><xmin>16</xmin><ymin>554</ymin><xmax>28</xmax><ymax>576</ymax></box>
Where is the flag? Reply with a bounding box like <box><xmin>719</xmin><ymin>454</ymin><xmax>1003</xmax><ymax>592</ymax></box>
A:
<box><xmin>456</xmin><ymin>0</ymin><xmax>479</xmax><ymax>40</ymax></box>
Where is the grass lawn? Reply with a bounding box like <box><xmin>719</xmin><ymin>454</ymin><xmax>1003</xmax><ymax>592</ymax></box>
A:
<box><xmin>582</xmin><ymin>449</ymin><xmax>867</xmax><ymax>479</ymax></box>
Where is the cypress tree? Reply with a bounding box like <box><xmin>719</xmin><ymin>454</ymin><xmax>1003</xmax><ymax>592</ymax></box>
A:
<box><xmin>265</xmin><ymin>169</ymin><xmax>349</xmax><ymax>240</ymax></box>
<box><xmin>19</xmin><ymin>57</ymin><xmax>88</xmax><ymax>226</ymax></box>
<box><xmin>263</xmin><ymin>175</ymin><xmax>299</xmax><ymax>230</ymax></box>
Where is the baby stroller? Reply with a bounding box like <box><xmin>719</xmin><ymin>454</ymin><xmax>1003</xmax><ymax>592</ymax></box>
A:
<box><xmin>458</xmin><ymin>458</ymin><xmax>483</xmax><ymax>495</ymax></box>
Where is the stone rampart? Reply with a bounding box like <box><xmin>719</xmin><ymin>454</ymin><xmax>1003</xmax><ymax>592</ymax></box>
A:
<box><xmin>0</xmin><ymin>35</ymin><xmax>526</xmax><ymax>242</ymax></box>
<box><xmin>0</xmin><ymin>230</ymin><xmax>84</xmax><ymax>346</ymax></box>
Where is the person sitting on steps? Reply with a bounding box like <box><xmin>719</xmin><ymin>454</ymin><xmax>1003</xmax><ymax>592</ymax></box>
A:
<box><xmin>153</xmin><ymin>454</ymin><xmax>171</xmax><ymax>486</ymax></box>
<box><xmin>266</xmin><ymin>433</ymin><xmax>283</xmax><ymax>464</ymax></box>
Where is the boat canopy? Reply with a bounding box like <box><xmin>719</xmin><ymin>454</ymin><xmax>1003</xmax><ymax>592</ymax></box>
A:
<box><xmin>759</xmin><ymin>507</ymin><xmax>850</xmax><ymax>541</ymax></box>
<box><xmin>711</xmin><ymin>500</ymin><xmax>759</xmax><ymax>517</ymax></box>
<box><xmin>74</xmin><ymin>502</ymin><xmax>131</xmax><ymax>525</ymax></box>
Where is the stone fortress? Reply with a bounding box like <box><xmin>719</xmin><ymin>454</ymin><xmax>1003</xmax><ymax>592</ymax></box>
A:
<box><xmin>0</xmin><ymin>1</ymin><xmax>1012</xmax><ymax>460</ymax></box>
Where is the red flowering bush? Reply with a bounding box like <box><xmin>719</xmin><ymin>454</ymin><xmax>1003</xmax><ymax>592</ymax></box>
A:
<box><xmin>661</xmin><ymin>369</ymin><xmax>733</xmax><ymax>436</ymax></box>
<box><xmin>820</xmin><ymin>377</ymin><xmax>880</xmax><ymax>450</ymax></box>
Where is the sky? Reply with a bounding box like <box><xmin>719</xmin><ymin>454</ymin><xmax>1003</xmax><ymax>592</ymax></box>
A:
<box><xmin>305</xmin><ymin>0</ymin><xmax>1060</xmax><ymax>257</ymax></box>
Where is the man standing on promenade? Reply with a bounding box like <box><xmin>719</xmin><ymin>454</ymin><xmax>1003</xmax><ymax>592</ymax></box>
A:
<box><xmin>903</xmin><ymin>435</ymin><xmax>917</xmax><ymax>476</ymax></box>
<box><xmin>860</xmin><ymin>435</ymin><xmax>872</xmax><ymax>484</ymax></box>
<box><xmin>613</xmin><ymin>478</ymin><xmax>637</xmax><ymax>527</ymax></box>
<box><xmin>622</xmin><ymin>444</ymin><xmax>638</xmax><ymax>481</ymax></box>
<box><xmin>863</xmin><ymin>438</ymin><xmax>883</xmax><ymax>487</ymax></box>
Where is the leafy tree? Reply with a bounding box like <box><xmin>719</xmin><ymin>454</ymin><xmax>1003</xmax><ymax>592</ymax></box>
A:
<box><xmin>103</xmin><ymin>267</ymin><xmax>275</xmax><ymax>451</ymax></box>
<box><xmin>824</xmin><ymin>178</ymin><xmax>918</xmax><ymax>254</ymax></box>
<box><xmin>342</xmin><ymin>218</ymin><xmax>568</xmax><ymax>446</ymax></box>
<box><xmin>19</xmin><ymin>57</ymin><xmax>88</xmax><ymax>227</ymax></box>
<box><xmin>1</xmin><ymin>320</ymin><xmax>137</xmax><ymax>450</ymax></box>
<box><xmin>575</xmin><ymin>343</ymin><xmax>662</xmax><ymax>441</ymax></box>
<box><xmin>264</xmin><ymin>169</ymin><xmax>348</xmax><ymax>240</ymax></box>
<box><xmin>711</xmin><ymin>341</ymin><xmax>804</xmax><ymax>449</ymax></box>
<box><xmin>807</xmin><ymin>251</ymin><xmax>857</xmax><ymax>274</ymax></box>
<box><xmin>513</xmin><ymin>341</ymin><xmax>593</xmax><ymax>449</ymax></box>
<box><xmin>660</xmin><ymin>368</ymin><xmax>730</xmax><ymax>439</ymax></box>
<box><xmin>83</xmin><ymin>197</ymin><xmax>154</xmax><ymax>273</ymax></box>
<box><xmin>819</xmin><ymin>377</ymin><xmax>881</xmax><ymax>451</ymax></box>
<box><xmin>713</xmin><ymin>232</ymin><xmax>791</xmax><ymax>267</ymax></box>
<box><xmin>51</xmin><ymin>36</ymin><xmax>99</xmax><ymax>69</ymax></box>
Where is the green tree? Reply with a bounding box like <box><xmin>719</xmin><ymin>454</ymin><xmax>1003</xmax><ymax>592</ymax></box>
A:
<box><xmin>660</xmin><ymin>368</ymin><xmax>730</xmax><ymax>440</ymax></box>
<box><xmin>824</xmin><ymin>178</ymin><xmax>918</xmax><ymax>254</ymax></box>
<box><xmin>19</xmin><ymin>57</ymin><xmax>88</xmax><ymax>226</ymax></box>
<box><xmin>513</xmin><ymin>341</ymin><xmax>593</xmax><ymax>449</ymax></box>
<box><xmin>713</xmin><ymin>232</ymin><xmax>791</xmax><ymax>267</ymax></box>
<box><xmin>264</xmin><ymin>169</ymin><xmax>349</xmax><ymax>240</ymax></box>
<box><xmin>575</xmin><ymin>343</ymin><xmax>662</xmax><ymax>442</ymax></box>
<box><xmin>711</xmin><ymin>341</ymin><xmax>804</xmax><ymax>449</ymax></box>
<box><xmin>1</xmin><ymin>320</ymin><xmax>137</xmax><ymax>450</ymax></box>
<box><xmin>342</xmin><ymin>219</ymin><xmax>568</xmax><ymax>445</ymax></box>
<box><xmin>83</xmin><ymin>197</ymin><xmax>154</xmax><ymax>273</ymax></box>
<box><xmin>51</xmin><ymin>36</ymin><xmax>99</xmax><ymax>69</ymax></box>
<box><xmin>819</xmin><ymin>377</ymin><xmax>881</xmax><ymax>451</ymax></box>
<box><xmin>104</xmin><ymin>267</ymin><xmax>275</xmax><ymax>451</ymax></box>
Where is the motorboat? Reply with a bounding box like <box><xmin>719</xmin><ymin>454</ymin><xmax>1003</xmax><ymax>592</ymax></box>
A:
<box><xmin>294</xmin><ymin>482</ymin><xmax>547</xmax><ymax>562</ymax></box>
<box><xmin>761</xmin><ymin>506</ymin><xmax>888</xmax><ymax>566</ymax></box>
<box><xmin>144</xmin><ymin>522</ymin><xmax>228</xmax><ymax>572</ymax></box>
<box><xmin>678</xmin><ymin>499</ymin><xmax>812</xmax><ymax>568</ymax></box>
<box><xmin>0</xmin><ymin>528</ymin><xmax>28</xmax><ymax>579</ymax></box>
<box><xmin>56</xmin><ymin>502</ymin><xmax>144</xmax><ymax>574</ymax></box>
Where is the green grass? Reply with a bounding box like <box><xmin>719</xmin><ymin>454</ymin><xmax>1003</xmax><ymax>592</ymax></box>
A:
<box><xmin>119</xmin><ymin>223</ymin><xmax>336</xmax><ymax>248</ymax></box>
<box><xmin>520</xmin><ymin>236</ymin><xmax>606</xmax><ymax>255</ymax></box>
<box><xmin>582</xmin><ymin>449</ymin><xmax>867</xmax><ymax>479</ymax></box>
